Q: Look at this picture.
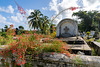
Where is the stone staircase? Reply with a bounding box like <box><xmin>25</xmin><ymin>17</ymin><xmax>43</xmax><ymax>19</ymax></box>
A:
<box><xmin>58</xmin><ymin>36</ymin><xmax>92</xmax><ymax>55</ymax></box>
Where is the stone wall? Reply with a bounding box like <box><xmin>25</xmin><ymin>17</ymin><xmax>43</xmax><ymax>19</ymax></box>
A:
<box><xmin>1</xmin><ymin>52</ymin><xmax>100</xmax><ymax>67</ymax></box>
<box><xmin>25</xmin><ymin>53</ymin><xmax>100</xmax><ymax>67</ymax></box>
<box><xmin>91</xmin><ymin>41</ymin><xmax>100</xmax><ymax>55</ymax></box>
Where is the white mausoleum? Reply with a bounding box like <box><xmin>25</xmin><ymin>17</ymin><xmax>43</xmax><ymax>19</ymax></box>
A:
<box><xmin>56</xmin><ymin>18</ymin><xmax>78</xmax><ymax>37</ymax></box>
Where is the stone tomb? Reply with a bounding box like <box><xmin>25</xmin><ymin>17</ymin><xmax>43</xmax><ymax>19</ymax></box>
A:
<box><xmin>56</xmin><ymin>18</ymin><xmax>91</xmax><ymax>55</ymax></box>
<box><xmin>56</xmin><ymin>18</ymin><xmax>78</xmax><ymax>37</ymax></box>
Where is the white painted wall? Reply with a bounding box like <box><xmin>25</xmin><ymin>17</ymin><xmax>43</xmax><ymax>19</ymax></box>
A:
<box><xmin>56</xmin><ymin>19</ymin><xmax>78</xmax><ymax>37</ymax></box>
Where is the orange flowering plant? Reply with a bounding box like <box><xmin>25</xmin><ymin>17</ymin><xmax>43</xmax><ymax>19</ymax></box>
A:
<box><xmin>0</xmin><ymin>25</ymin><xmax>70</xmax><ymax>66</ymax></box>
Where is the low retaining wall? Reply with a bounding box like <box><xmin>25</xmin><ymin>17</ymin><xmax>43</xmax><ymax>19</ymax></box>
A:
<box><xmin>0</xmin><ymin>52</ymin><xmax>100</xmax><ymax>67</ymax></box>
<box><xmin>25</xmin><ymin>53</ymin><xmax>100</xmax><ymax>67</ymax></box>
<box><xmin>91</xmin><ymin>41</ymin><xmax>100</xmax><ymax>55</ymax></box>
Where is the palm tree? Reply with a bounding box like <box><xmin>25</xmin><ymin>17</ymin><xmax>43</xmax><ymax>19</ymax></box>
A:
<box><xmin>28</xmin><ymin>10</ymin><xmax>43</xmax><ymax>30</ymax></box>
<box><xmin>41</xmin><ymin>16</ymin><xmax>50</xmax><ymax>34</ymax></box>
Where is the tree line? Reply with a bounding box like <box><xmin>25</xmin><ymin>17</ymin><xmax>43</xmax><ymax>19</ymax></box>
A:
<box><xmin>2</xmin><ymin>10</ymin><xmax>99</xmax><ymax>36</ymax></box>
<box><xmin>73</xmin><ymin>10</ymin><xmax>100</xmax><ymax>32</ymax></box>
<box><xmin>1</xmin><ymin>25</ymin><xmax>25</xmax><ymax>37</ymax></box>
<box><xmin>28</xmin><ymin>10</ymin><xmax>100</xmax><ymax>34</ymax></box>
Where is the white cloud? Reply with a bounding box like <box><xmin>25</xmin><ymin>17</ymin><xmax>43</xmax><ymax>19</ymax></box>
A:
<box><xmin>11</xmin><ymin>16</ymin><xmax>19</xmax><ymax>23</ymax></box>
<box><xmin>49</xmin><ymin>0</ymin><xmax>78</xmax><ymax>24</ymax></box>
<box><xmin>82</xmin><ymin>0</ymin><xmax>100</xmax><ymax>11</ymax></box>
<box><xmin>26</xmin><ymin>9</ymin><xmax>34</xmax><ymax>15</ymax></box>
<box><xmin>0</xmin><ymin>15</ymin><xmax>12</xmax><ymax>25</ymax></box>
<box><xmin>0</xmin><ymin>15</ymin><xmax>6</xmax><ymax>23</ymax></box>
<box><xmin>10</xmin><ymin>9</ymin><xmax>34</xmax><ymax>23</ymax></box>
<box><xmin>49</xmin><ymin>0</ymin><xmax>100</xmax><ymax>24</ymax></box>
<box><xmin>42</xmin><ymin>7</ymin><xmax>47</xmax><ymax>10</ymax></box>
<box><xmin>11</xmin><ymin>13</ymin><xmax>24</xmax><ymax>23</ymax></box>
<box><xmin>0</xmin><ymin>5</ymin><xmax>14</xmax><ymax>14</ymax></box>
<box><xmin>49</xmin><ymin>0</ymin><xmax>58</xmax><ymax>14</ymax></box>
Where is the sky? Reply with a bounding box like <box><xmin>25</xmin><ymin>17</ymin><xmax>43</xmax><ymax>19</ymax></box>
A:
<box><xmin>0</xmin><ymin>0</ymin><xmax>100</xmax><ymax>30</ymax></box>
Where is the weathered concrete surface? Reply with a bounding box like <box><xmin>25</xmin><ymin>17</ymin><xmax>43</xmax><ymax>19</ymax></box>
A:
<box><xmin>68</xmin><ymin>37</ymin><xmax>91</xmax><ymax>51</ymax></box>
<box><xmin>0</xmin><ymin>52</ymin><xmax>100</xmax><ymax>67</ymax></box>
<box><xmin>58</xmin><ymin>36</ymin><xmax>83</xmax><ymax>42</ymax></box>
<box><xmin>58</xmin><ymin>36</ymin><xmax>91</xmax><ymax>55</ymax></box>
<box><xmin>25</xmin><ymin>53</ymin><xmax>100</xmax><ymax>67</ymax></box>
<box><xmin>91</xmin><ymin>41</ymin><xmax>100</xmax><ymax>56</ymax></box>
<box><xmin>92</xmin><ymin>41</ymin><xmax>100</xmax><ymax>47</ymax></box>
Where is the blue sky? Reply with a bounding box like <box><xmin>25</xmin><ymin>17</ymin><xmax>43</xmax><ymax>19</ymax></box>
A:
<box><xmin>0</xmin><ymin>0</ymin><xmax>53</xmax><ymax>30</ymax></box>
<box><xmin>0</xmin><ymin>0</ymin><xmax>100</xmax><ymax>30</ymax></box>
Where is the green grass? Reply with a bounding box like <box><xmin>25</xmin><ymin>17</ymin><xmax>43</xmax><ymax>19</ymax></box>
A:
<box><xmin>96</xmin><ymin>39</ymin><xmax>100</xmax><ymax>42</ymax></box>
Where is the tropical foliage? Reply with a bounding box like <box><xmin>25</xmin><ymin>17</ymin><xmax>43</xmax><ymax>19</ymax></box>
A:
<box><xmin>73</xmin><ymin>10</ymin><xmax>99</xmax><ymax>32</ymax></box>
<box><xmin>0</xmin><ymin>25</ymin><xmax>70</xmax><ymax>66</ymax></box>
<box><xmin>28</xmin><ymin>9</ymin><xmax>50</xmax><ymax>34</ymax></box>
<box><xmin>95</xmin><ymin>13</ymin><xmax>100</xmax><ymax>32</ymax></box>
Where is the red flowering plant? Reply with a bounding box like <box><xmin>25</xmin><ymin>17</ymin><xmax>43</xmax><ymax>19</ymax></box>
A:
<box><xmin>7</xmin><ymin>24</ymin><xmax>15</xmax><ymax>36</ymax></box>
<box><xmin>0</xmin><ymin>25</ymin><xmax>71</xmax><ymax>66</ymax></box>
<box><xmin>0</xmin><ymin>25</ymin><xmax>16</xmax><ymax>45</ymax></box>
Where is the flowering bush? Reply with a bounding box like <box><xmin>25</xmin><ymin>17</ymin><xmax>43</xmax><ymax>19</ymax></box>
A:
<box><xmin>0</xmin><ymin>25</ymin><xmax>16</xmax><ymax>45</ymax></box>
<box><xmin>0</xmin><ymin>25</ymin><xmax>70</xmax><ymax>66</ymax></box>
<box><xmin>51</xmin><ymin>31</ymin><xmax>56</xmax><ymax>38</ymax></box>
<box><xmin>6</xmin><ymin>24</ymin><xmax>16</xmax><ymax>36</ymax></box>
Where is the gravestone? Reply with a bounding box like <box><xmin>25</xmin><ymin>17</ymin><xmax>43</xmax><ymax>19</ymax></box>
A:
<box><xmin>56</xmin><ymin>18</ymin><xmax>91</xmax><ymax>55</ymax></box>
<box><xmin>56</xmin><ymin>18</ymin><xmax>78</xmax><ymax>37</ymax></box>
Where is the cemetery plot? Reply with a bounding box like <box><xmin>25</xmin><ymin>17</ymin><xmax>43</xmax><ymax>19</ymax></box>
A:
<box><xmin>56</xmin><ymin>18</ymin><xmax>91</xmax><ymax>55</ymax></box>
<box><xmin>59</xmin><ymin>36</ymin><xmax>92</xmax><ymax>55</ymax></box>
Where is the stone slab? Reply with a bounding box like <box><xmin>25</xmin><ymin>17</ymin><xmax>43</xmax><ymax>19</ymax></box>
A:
<box><xmin>91</xmin><ymin>41</ymin><xmax>100</xmax><ymax>55</ymax></box>
<box><xmin>58</xmin><ymin>36</ymin><xmax>91</xmax><ymax>51</ymax></box>
<box><xmin>58</xmin><ymin>36</ymin><xmax>83</xmax><ymax>42</ymax></box>
<box><xmin>26</xmin><ymin>53</ymin><xmax>100</xmax><ymax>67</ymax></box>
<box><xmin>67</xmin><ymin>44</ymin><xmax>91</xmax><ymax>51</ymax></box>
<box><xmin>92</xmin><ymin>41</ymin><xmax>100</xmax><ymax>47</ymax></box>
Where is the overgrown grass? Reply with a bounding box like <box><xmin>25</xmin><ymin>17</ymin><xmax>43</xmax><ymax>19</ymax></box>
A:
<box><xmin>84</xmin><ymin>36</ymin><xmax>95</xmax><ymax>43</ymax></box>
<box><xmin>91</xmin><ymin>48</ymin><xmax>97</xmax><ymax>56</ymax></box>
<box><xmin>0</xmin><ymin>35</ymin><xmax>16</xmax><ymax>45</ymax></box>
<box><xmin>0</xmin><ymin>32</ymin><xmax>70</xmax><ymax>66</ymax></box>
<box><xmin>96</xmin><ymin>39</ymin><xmax>100</xmax><ymax>42</ymax></box>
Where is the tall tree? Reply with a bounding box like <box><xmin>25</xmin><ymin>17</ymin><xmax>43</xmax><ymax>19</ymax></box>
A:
<box><xmin>4</xmin><ymin>25</ymin><xmax>8</xmax><ymax>32</ymax></box>
<box><xmin>95</xmin><ymin>13</ymin><xmax>100</xmax><ymax>32</ymax></box>
<box><xmin>41</xmin><ymin>16</ymin><xmax>50</xmax><ymax>34</ymax></box>
<box><xmin>28</xmin><ymin>10</ymin><xmax>43</xmax><ymax>30</ymax></box>
<box><xmin>73</xmin><ymin>11</ymin><xmax>98</xmax><ymax>31</ymax></box>
<box><xmin>19</xmin><ymin>26</ymin><xmax>24</xmax><ymax>30</ymax></box>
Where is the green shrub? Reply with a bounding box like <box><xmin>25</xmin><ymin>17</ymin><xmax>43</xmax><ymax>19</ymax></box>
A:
<box><xmin>96</xmin><ymin>39</ymin><xmax>100</xmax><ymax>42</ymax></box>
<box><xmin>51</xmin><ymin>31</ymin><xmax>56</xmax><ymax>38</ymax></box>
<box><xmin>1</xmin><ymin>32</ymin><xmax>7</xmax><ymax>38</ymax></box>
<box><xmin>91</xmin><ymin>48</ymin><xmax>97</xmax><ymax>56</ymax></box>
<box><xmin>86</xmin><ymin>31</ymin><xmax>90</xmax><ymax>36</ymax></box>
<box><xmin>0</xmin><ymin>36</ymin><xmax>6</xmax><ymax>45</ymax></box>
